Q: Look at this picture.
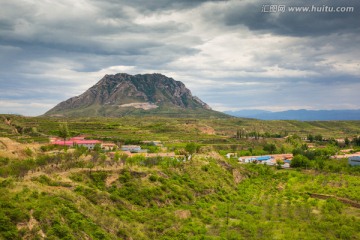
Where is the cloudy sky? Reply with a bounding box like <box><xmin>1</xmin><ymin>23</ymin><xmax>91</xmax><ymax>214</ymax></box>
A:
<box><xmin>0</xmin><ymin>0</ymin><xmax>359</xmax><ymax>116</ymax></box>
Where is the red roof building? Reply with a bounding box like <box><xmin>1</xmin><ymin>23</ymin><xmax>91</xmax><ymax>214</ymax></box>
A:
<box><xmin>52</xmin><ymin>137</ymin><xmax>101</xmax><ymax>150</ymax></box>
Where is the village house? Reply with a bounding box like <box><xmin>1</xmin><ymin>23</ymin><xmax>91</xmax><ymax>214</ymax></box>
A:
<box><xmin>238</xmin><ymin>155</ymin><xmax>274</xmax><ymax>164</ymax></box>
<box><xmin>53</xmin><ymin>140</ymin><xmax>74</xmax><ymax>147</ymax></box>
<box><xmin>74</xmin><ymin>140</ymin><xmax>101</xmax><ymax>150</ymax></box>
<box><xmin>349</xmin><ymin>156</ymin><xmax>360</xmax><ymax>166</ymax></box>
<box><xmin>238</xmin><ymin>154</ymin><xmax>293</xmax><ymax>167</ymax></box>
<box><xmin>51</xmin><ymin>136</ymin><xmax>101</xmax><ymax>150</ymax></box>
<box><xmin>121</xmin><ymin>145</ymin><xmax>148</xmax><ymax>153</ymax></box>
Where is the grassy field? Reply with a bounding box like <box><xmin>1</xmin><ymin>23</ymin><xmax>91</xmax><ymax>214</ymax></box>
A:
<box><xmin>0</xmin><ymin>155</ymin><xmax>359</xmax><ymax>239</ymax></box>
<box><xmin>2</xmin><ymin>114</ymin><xmax>360</xmax><ymax>143</ymax></box>
<box><xmin>0</xmin><ymin>114</ymin><xmax>360</xmax><ymax>239</ymax></box>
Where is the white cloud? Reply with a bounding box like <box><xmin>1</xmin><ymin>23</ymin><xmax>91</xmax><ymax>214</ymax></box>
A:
<box><xmin>0</xmin><ymin>100</ymin><xmax>55</xmax><ymax>116</ymax></box>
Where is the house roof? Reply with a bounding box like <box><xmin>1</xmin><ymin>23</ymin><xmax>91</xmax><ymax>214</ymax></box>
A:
<box><xmin>74</xmin><ymin>140</ymin><xmax>101</xmax><ymax>144</ymax></box>
<box><xmin>53</xmin><ymin>141</ymin><xmax>74</xmax><ymax>146</ymax></box>
<box><xmin>256</xmin><ymin>156</ymin><xmax>271</xmax><ymax>161</ymax></box>
<box><xmin>52</xmin><ymin>139</ymin><xmax>101</xmax><ymax>145</ymax></box>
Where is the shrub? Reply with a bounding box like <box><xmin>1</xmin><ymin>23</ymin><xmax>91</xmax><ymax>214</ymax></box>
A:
<box><xmin>0</xmin><ymin>212</ymin><xmax>19</xmax><ymax>239</ymax></box>
<box><xmin>149</xmin><ymin>175</ymin><xmax>158</xmax><ymax>182</ymax></box>
<box><xmin>290</xmin><ymin>155</ymin><xmax>311</xmax><ymax>168</ymax></box>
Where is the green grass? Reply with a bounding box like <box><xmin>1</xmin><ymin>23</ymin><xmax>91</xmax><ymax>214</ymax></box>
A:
<box><xmin>0</xmin><ymin>114</ymin><xmax>360</xmax><ymax>239</ymax></box>
<box><xmin>0</xmin><ymin>153</ymin><xmax>359</xmax><ymax>239</ymax></box>
<box><xmin>2</xmin><ymin>115</ymin><xmax>360</xmax><ymax>144</ymax></box>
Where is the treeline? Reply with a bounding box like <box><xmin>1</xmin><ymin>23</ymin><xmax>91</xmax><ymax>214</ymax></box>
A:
<box><xmin>235</xmin><ymin>129</ymin><xmax>287</xmax><ymax>139</ymax></box>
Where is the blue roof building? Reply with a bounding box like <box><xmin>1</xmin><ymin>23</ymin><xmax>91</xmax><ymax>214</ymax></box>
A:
<box><xmin>256</xmin><ymin>156</ymin><xmax>271</xmax><ymax>161</ymax></box>
<box><xmin>349</xmin><ymin>156</ymin><xmax>360</xmax><ymax>166</ymax></box>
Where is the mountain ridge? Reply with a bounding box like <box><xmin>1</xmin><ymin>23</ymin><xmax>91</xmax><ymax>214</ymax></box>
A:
<box><xmin>44</xmin><ymin>73</ymin><xmax>226</xmax><ymax>118</ymax></box>
<box><xmin>225</xmin><ymin>109</ymin><xmax>360</xmax><ymax>120</ymax></box>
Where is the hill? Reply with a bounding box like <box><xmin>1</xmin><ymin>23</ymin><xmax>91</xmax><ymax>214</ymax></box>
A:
<box><xmin>1</xmin><ymin>146</ymin><xmax>359</xmax><ymax>239</ymax></box>
<box><xmin>44</xmin><ymin>73</ymin><xmax>226</xmax><ymax>118</ymax></box>
<box><xmin>1</xmin><ymin>115</ymin><xmax>360</xmax><ymax>239</ymax></box>
<box><xmin>225</xmin><ymin>109</ymin><xmax>360</xmax><ymax>121</ymax></box>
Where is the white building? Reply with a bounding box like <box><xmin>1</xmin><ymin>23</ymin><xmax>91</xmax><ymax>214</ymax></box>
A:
<box><xmin>349</xmin><ymin>156</ymin><xmax>360</xmax><ymax>166</ymax></box>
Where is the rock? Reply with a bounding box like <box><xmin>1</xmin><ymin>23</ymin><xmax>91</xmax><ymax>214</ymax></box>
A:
<box><xmin>44</xmin><ymin>73</ymin><xmax>216</xmax><ymax>117</ymax></box>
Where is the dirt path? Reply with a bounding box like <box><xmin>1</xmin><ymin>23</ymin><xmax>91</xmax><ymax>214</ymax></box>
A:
<box><xmin>308</xmin><ymin>193</ymin><xmax>360</xmax><ymax>208</ymax></box>
<box><xmin>24</xmin><ymin>164</ymin><xmax>125</xmax><ymax>181</ymax></box>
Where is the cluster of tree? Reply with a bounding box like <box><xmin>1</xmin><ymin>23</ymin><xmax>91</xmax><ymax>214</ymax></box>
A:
<box><xmin>236</xmin><ymin>130</ymin><xmax>286</xmax><ymax>139</ymax></box>
<box><xmin>307</xmin><ymin>134</ymin><xmax>323</xmax><ymax>142</ymax></box>
<box><xmin>292</xmin><ymin>144</ymin><xmax>338</xmax><ymax>159</ymax></box>
<box><xmin>290</xmin><ymin>148</ymin><xmax>360</xmax><ymax>173</ymax></box>
<box><xmin>263</xmin><ymin>143</ymin><xmax>277</xmax><ymax>154</ymax></box>
<box><xmin>351</xmin><ymin>136</ymin><xmax>360</xmax><ymax>146</ymax></box>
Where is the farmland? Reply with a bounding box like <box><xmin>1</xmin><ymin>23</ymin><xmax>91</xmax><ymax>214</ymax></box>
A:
<box><xmin>0</xmin><ymin>114</ymin><xmax>360</xmax><ymax>239</ymax></box>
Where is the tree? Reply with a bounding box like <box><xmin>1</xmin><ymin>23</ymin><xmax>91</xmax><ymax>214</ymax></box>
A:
<box><xmin>185</xmin><ymin>143</ymin><xmax>199</xmax><ymax>155</ymax></box>
<box><xmin>307</xmin><ymin>134</ymin><xmax>314</xmax><ymax>142</ymax></box>
<box><xmin>276</xmin><ymin>159</ymin><xmax>284</xmax><ymax>169</ymax></box>
<box><xmin>88</xmin><ymin>152</ymin><xmax>99</xmax><ymax>174</ymax></box>
<box><xmin>352</xmin><ymin>136</ymin><xmax>360</xmax><ymax>146</ymax></box>
<box><xmin>314</xmin><ymin>134</ymin><xmax>323</xmax><ymax>142</ymax></box>
<box><xmin>58</xmin><ymin>123</ymin><xmax>70</xmax><ymax>145</ymax></box>
<box><xmin>114</xmin><ymin>151</ymin><xmax>121</xmax><ymax>166</ymax></box>
<box><xmin>263</xmin><ymin>143</ymin><xmax>277</xmax><ymax>154</ymax></box>
<box><xmin>126</xmin><ymin>155</ymin><xmax>145</xmax><ymax>172</ymax></box>
<box><xmin>93</xmin><ymin>143</ymin><xmax>102</xmax><ymax>152</ymax></box>
<box><xmin>290</xmin><ymin>155</ymin><xmax>311</xmax><ymax>169</ymax></box>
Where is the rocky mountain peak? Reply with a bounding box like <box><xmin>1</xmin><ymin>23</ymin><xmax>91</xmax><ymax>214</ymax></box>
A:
<box><xmin>44</xmin><ymin>73</ymin><xmax>213</xmax><ymax>117</ymax></box>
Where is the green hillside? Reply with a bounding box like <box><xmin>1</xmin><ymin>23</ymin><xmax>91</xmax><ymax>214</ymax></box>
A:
<box><xmin>0</xmin><ymin>115</ymin><xmax>360</xmax><ymax>239</ymax></box>
<box><xmin>2</xmin><ymin>115</ymin><xmax>360</xmax><ymax>143</ymax></box>
<box><xmin>44</xmin><ymin>104</ymin><xmax>228</xmax><ymax>119</ymax></box>
<box><xmin>1</xmin><ymin>153</ymin><xmax>359</xmax><ymax>239</ymax></box>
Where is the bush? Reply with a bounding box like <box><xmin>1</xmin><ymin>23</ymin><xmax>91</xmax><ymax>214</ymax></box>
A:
<box><xmin>263</xmin><ymin>143</ymin><xmax>277</xmax><ymax>154</ymax></box>
<box><xmin>126</xmin><ymin>155</ymin><xmax>146</xmax><ymax>166</ymax></box>
<box><xmin>0</xmin><ymin>211</ymin><xmax>19</xmax><ymax>239</ymax></box>
<box><xmin>90</xmin><ymin>171</ymin><xmax>108</xmax><ymax>189</ymax></box>
<box><xmin>24</xmin><ymin>147</ymin><xmax>33</xmax><ymax>157</ymax></box>
<box><xmin>322</xmin><ymin>198</ymin><xmax>343</xmax><ymax>214</ymax></box>
<box><xmin>149</xmin><ymin>175</ymin><xmax>158</xmax><ymax>182</ymax></box>
<box><xmin>185</xmin><ymin>143</ymin><xmax>200</xmax><ymax>155</ymax></box>
<box><xmin>290</xmin><ymin>155</ymin><xmax>311</xmax><ymax>168</ymax></box>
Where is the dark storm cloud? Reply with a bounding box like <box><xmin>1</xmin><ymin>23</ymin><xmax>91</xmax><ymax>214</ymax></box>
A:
<box><xmin>207</xmin><ymin>0</ymin><xmax>360</xmax><ymax>36</ymax></box>
<box><xmin>0</xmin><ymin>0</ymin><xmax>197</xmax><ymax>56</ymax></box>
<box><xmin>93</xmin><ymin>0</ymin><xmax>226</xmax><ymax>13</ymax></box>
<box><xmin>0</xmin><ymin>0</ymin><xmax>202</xmax><ymax>77</ymax></box>
<box><xmin>0</xmin><ymin>0</ymin><xmax>359</xmax><ymax>115</ymax></box>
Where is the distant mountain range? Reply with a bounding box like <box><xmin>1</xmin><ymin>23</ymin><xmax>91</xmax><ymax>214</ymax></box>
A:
<box><xmin>44</xmin><ymin>73</ymin><xmax>227</xmax><ymax>118</ymax></box>
<box><xmin>224</xmin><ymin>109</ymin><xmax>360</xmax><ymax>121</ymax></box>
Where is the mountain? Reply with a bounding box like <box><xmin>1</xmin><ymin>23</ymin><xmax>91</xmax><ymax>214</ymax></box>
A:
<box><xmin>44</xmin><ymin>73</ymin><xmax>226</xmax><ymax>118</ymax></box>
<box><xmin>224</xmin><ymin>110</ymin><xmax>271</xmax><ymax>118</ymax></box>
<box><xmin>225</xmin><ymin>109</ymin><xmax>360</xmax><ymax>121</ymax></box>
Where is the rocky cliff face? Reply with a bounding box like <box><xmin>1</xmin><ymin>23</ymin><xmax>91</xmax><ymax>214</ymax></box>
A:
<box><xmin>45</xmin><ymin>73</ymin><xmax>214</xmax><ymax>117</ymax></box>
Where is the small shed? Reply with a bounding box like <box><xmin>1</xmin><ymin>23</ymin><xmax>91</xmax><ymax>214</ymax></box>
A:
<box><xmin>349</xmin><ymin>156</ymin><xmax>360</xmax><ymax>166</ymax></box>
